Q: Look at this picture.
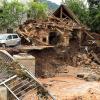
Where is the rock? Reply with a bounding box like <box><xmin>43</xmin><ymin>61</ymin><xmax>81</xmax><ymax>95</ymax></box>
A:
<box><xmin>84</xmin><ymin>74</ymin><xmax>100</xmax><ymax>81</ymax></box>
<box><xmin>91</xmin><ymin>62</ymin><xmax>97</xmax><ymax>69</ymax></box>
<box><xmin>82</xmin><ymin>54</ymin><xmax>88</xmax><ymax>60</ymax></box>
<box><xmin>77</xmin><ymin>74</ymin><xmax>84</xmax><ymax>78</ymax></box>
<box><xmin>77</xmin><ymin>62</ymin><xmax>81</xmax><ymax>66</ymax></box>
<box><xmin>77</xmin><ymin>54</ymin><xmax>82</xmax><ymax>58</ymax></box>
<box><xmin>85</xmin><ymin>59</ymin><xmax>91</xmax><ymax>65</ymax></box>
<box><xmin>77</xmin><ymin>73</ymin><xmax>89</xmax><ymax>79</ymax></box>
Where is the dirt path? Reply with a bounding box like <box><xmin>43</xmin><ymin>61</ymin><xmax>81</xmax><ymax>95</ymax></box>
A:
<box><xmin>39</xmin><ymin>76</ymin><xmax>100</xmax><ymax>100</ymax></box>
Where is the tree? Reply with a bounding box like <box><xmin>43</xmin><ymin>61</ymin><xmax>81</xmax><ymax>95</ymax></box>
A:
<box><xmin>27</xmin><ymin>1</ymin><xmax>48</xmax><ymax>19</ymax></box>
<box><xmin>65</xmin><ymin>0</ymin><xmax>100</xmax><ymax>33</ymax></box>
<box><xmin>65</xmin><ymin>0</ymin><xmax>89</xmax><ymax>25</ymax></box>
<box><xmin>87</xmin><ymin>0</ymin><xmax>100</xmax><ymax>33</ymax></box>
<box><xmin>0</xmin><ymin>0</ymin><xmax>26</xmax><ymax>31</ymax></box>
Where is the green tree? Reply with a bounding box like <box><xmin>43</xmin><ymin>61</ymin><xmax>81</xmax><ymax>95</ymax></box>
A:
<box><xmin>65</xmin><ymin>0</ymin><xmax>100</xmax><ymax>33</ymax></box>
<box><xmin>0</xmin><ymin>0</ymin><xmax>26</xmax><ymax>31</ymax></box>
<box><xmin>65</xmin><ymin>0</ymin><xmax>89</xmax><ymax>25</ymax></box>
<box><xmin>87</xmin><ymin>0</ymin><xmax>100</xmax><ymax>33</ymax></box>
<box><xmin>27</xmin><ymin>1</ymin><xmax>48</xmax><ymax>19</ymax></box>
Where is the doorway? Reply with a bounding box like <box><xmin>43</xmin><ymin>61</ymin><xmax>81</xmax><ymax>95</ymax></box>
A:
<box><xmin>49</xmin><ymin>31</ymin><xmax>61</xmax><ymax>45</ymax></box>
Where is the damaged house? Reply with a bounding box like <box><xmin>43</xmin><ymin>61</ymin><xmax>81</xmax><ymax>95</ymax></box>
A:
<box><xmin>17</xmin><ymin>4</ymin><xmax>96</xmax><ymax>77</ymax></box>
<box><xmin>17</xmin><ymin>4</ymin><xmax>87</xmax><ymax>47</ymax></box>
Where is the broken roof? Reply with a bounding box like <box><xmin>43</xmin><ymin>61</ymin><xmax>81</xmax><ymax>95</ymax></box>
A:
<box><xmin>90</xmin><ymin>33</ymin><xmax>100</xmax><ymax>40</ymax></box>
<box><xmin>53</xmin><ymin>4</ymin><xmax>80</xmax><ymax>24</ymax></box>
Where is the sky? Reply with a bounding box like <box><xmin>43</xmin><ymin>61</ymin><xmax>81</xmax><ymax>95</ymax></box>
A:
<box><xmin>48</xmin><ymin>0</ymin><xmax>88</xmax><ymax>6</ymax></box>
<box><xmin>0</xmin><ymin>0</ymin><xmax>88</xmax><ymax>6</ymax></box>
<box><xmin>48</xmin><ymin>0</ymin><xmax>62</xmax><ymax>5</ymax></box>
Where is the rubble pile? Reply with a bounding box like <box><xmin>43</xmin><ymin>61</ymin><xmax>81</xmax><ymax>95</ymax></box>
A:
<box><xmin>72</xmin><ymin>52</ymin><xmax>100</xmax><ymax>81</ymax></box>
<box><xmin>17</xmin><ymin>4</ymin><xmax>85</xmax><ymax>47</ymax></box>
<box><xmin>72</xmin><ymin>53</ymin><xmax>99</xmax><ymax>67</ymax></box>
<box><xmin>17</xmin><ymin>15</ymin><xmax>80</xmax><ymax>46</ymax></box>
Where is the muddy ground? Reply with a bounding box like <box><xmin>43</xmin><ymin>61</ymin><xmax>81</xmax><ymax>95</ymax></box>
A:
<box><xmin>28</xmin><ymin>45</ymin><xmax>100</xmax><ymax>78</ymax></box>
<box><xmin>0</xmin><ymin>45</ymin><xmax>99</xmax><ymax>100</ymax></box>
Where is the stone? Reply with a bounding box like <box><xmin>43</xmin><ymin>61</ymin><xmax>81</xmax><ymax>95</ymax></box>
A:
<box><xmin>91</xmin><ymin>62</ymin><xmax>97</xmax><ymax>69</ymax></box>
<box><xmin>77</xmin><ymin>73</ymin><xmax>89</xmax><ymax>79</ymax></box>
<box><xmin>84</xmin><ymin>74</ymin><xmax>100</xmax><ymax>81</ymax></box>
<box><xmin>85</xmin><ymin>59</ymin><xmax>91</xmax><ymax>65</ymax></box>
<box><xmin>82</xmin><ymin>54</ymin><xmax>88</xmax><ymax>60</ymax></box>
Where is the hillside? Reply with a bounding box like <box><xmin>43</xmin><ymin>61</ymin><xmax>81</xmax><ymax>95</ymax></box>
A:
<box><xmin>40</xmin><ymin>0</ymin><xmax>59</xmax><ymax>10</ymax></box>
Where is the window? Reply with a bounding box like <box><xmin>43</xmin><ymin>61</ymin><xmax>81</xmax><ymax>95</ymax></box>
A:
<box><xmin>13</xmin><ymin>35</ymin><xmax>18</xmax><ymax>39</ymax></box>
<box><xmin>7</xmin><ymin>35</ymin><xmax>12</xmax><ymax>39</ymax></box>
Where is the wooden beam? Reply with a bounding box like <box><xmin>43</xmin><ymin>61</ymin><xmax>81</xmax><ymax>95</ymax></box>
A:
<box><xmin>60</xmin><ymin>7</ymin><xmax>63</xmax><ymax>18</ymax></box>
<box><xmin>85</xmin><ymin>31</ymin><xmax>94</xmax><ymax>39</ymax></box>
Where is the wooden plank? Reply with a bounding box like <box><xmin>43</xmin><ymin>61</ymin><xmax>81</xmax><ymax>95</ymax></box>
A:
<box><xmin>60</xmin><ymin>6</ymin><xmax>63</xmax><ymax>18</ymax></box>
<box><xmin>85</xmin><ymin>31</ymin><xmax>94</xmax><ymax>39</ymax></box>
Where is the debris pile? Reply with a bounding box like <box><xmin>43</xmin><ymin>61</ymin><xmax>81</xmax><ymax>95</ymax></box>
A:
<box><xmin>72</xmin><ymin>52</ymin><xmax>100</xmax><ymax>81</ymax></box>
<box><xmin>73</xmin><ymin>53</ymin><xmax>98</xmax><ymax>67</ymax></box>
<box><xmin>17</xmin><ymin>4</ymin><xmax>86</xmax><ymax>47</ymax></box>
<box><xmin>17</xmin><ymin>16</ymin><xmax>81</xmax><ymax>46</ymax></box>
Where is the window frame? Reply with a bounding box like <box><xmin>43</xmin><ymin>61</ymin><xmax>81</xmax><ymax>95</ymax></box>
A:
<box><xmin>12</xmin><ymin>35</ymin><xmax>18</xmax><ymax>39</ymax></box>
<box><xmin>7</xmin><ymin>35</ymin><xmax>12</xmax><ymax>40</ymax></box>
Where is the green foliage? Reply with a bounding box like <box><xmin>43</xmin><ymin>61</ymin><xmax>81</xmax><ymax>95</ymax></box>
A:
<box><xmin>0</xmin><ymin>0</ymin><xmax>26</xmax><ymax>30</ymax></box>
<box><xmin>87</xmin><ymin>0</ymin><xmax>100</xmax><ymax>32</ymax></box>
<box><xmin>66</xmin><ymin>0</ymin><xmax>89</xmax><ymax>25</ymax></box>
<box><xmin>0</xmin><ymin>0</ymin><xmax>48</xmax><ymax>31</ymax></box>
<box><xmin>66</xmin><ymin>0</ymin><xmax>100</xmax><ymax>33</ymax></box>
<box><xmin>27</xmin><ymin>1</ymin><xmax>48</xmax><ymax>19</ymax></box>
